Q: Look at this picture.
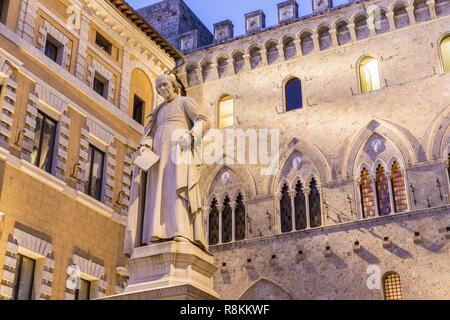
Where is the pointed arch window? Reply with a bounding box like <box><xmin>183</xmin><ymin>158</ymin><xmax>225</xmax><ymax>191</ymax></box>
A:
<box><xmin>208</xmin><ymin>198</ymin><xmax>219</xmax><ymax>245</ymax></box>
<box><xmin>222</xmin><ymin>196</ymin><xmax>232</xmax><ymax>243</ymax></box>
<box><xmin>383</xmin><ymin>272</ymin><xmax>403</xmax><ymax>300</ymax></box>
<box><xmin>235</xmin><ymin>193</ymin><xmax>246</xmax><ymax>241</ymax></box>
<box><xmin>376</xmin><ymin>165</ymin><xmax>391</xmax><ymax>216</ymax></box>
<box><xmin>285</xmin><ymin>78</ymin><xmax>302</xmax><ymax>112</ymax></box>
<box><xmin>391</xmin><ymin>162</ymin><xmax>407</xmax><ymax>213</ymax></box>
<box><xmin>294</xmin><ymin>181</ymin><xmax>307</xmax><ymax>230</ymax></box>
<box><xmin>360</xmin><ymin>168</ymin><xmax>376</xmax><ymax>218</ymax></box>
<box><xmin>280</xmin><ymin>183</ymin><xmax>292</xmax><ymax>233</ymax></box>
<box><xmin>309</xmin><ymin>178</ymin><xmax>322</xmax><ymax>228</ymax></box>
<box><xmin>441</xmin><ymin>35</ymin><xmax>450</xmax><ymax>73</ymax></box>
<box><xmin>358</xmin><ymin>56</ymin><xmax>381</xmax><ymax>93</ymax></box>
<box><xmin>218</xmin><ymin>95</ymin><xmax>234</xmax><ymax>129</ymax></box>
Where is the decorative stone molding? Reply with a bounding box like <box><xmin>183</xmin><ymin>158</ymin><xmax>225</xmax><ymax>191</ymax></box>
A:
<box><xmin>16</xmin><ymin>0</ymin><xmax>38</xmax><ymax>43</ymax></box>
<box><xmin>120</xmin><ymin>147</ymin><xmax>134</xmax><ymax>216</ymax></box>
<box><xmin>0</xmin><ymin>228</ymin><xmax>54</xmax><ymax>300</ymax></box>
<box><xmin>0</xmin><ymin>58</ymin><xmax>16</xmax><ymax>149</ymax></box>
<box><xmin>37</xmin><ymin>20</ymin><xmax>72</xmax><ymax>70</ymax></box>
<box><xmin>64</xmin><ymin>254</ymin><xmax>107</xmax><ymax>300</ymax></box>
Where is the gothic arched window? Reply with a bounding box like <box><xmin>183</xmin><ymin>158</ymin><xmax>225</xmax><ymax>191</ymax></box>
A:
<box><xmin>294</xmin><ymin>181</ymin><xmax>307</xmax><ymax>230</ymax></box>
<box><xmin>360</xmin><ymin>168</ymin><xmax>376</xmax><ymax>218</ymax></box>
<box><xmin>309</xmin><ymin>178</ymin><xmax>322</xmax><ymax>228</ymax></box>
<box><xmin>235</xmin><ymin>193</ymin><xmax>246</xmax><ymax>241</ymax></box>
<box><xmin>375</xmin><ymin>165</ymin><xmax>391</xmax><ymax>216</ymax></box>
<box><xmin>285</xmin><ymin>78</ymin><xmax>302</xmax><ymax>112</ymax></box>
<box><xmin>358</xmin><ymin>56</ymin><xmax>381</xmax><ymax>93</ymax></box>
<box><xmin>391</xmin><ymin>162</ymin><xmax>408</xmax><ymax>213</ymax></box>
<box><xmin>280</xmin><ymin>183</ymin><xmax>292</xmax><ymax>233</ymax></box>
<box><xmin>222</xmin><ymin>196</ymin><xmax>232</xmax><ymax>243</ymax></box>
<box><xmin>208</xmin><ymin>198</ymin><xmax>219</xmax><ymax>245</ymax></box>
<box><xmin>441</xmin><ymin>35</ymin><xmax>450</xmax><ymax>73</ymax></box>
<box><xmin>383</xmin><ymin>272</ymin><xmax>403</xmax><ymax>300</ymax></box>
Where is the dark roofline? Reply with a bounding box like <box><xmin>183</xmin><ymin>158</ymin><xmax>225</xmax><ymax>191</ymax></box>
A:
<box><xmin>107</xmin><ymin>0</ymin><xmax>184</xmax><ymax>62</ymax></box>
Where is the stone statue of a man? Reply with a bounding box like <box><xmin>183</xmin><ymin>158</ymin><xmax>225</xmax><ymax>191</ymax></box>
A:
<box><xmin>137</xmin><ymin>73</ymin><xmax>210</xmax><ymax>250</ymax></box>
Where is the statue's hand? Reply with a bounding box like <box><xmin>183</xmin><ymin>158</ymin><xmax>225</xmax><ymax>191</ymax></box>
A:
<box><xmin>177</xmin><ymin>131</ymin><xmax>192</xmax><ymax>150</ymax></box>
<box><xmin>139</xmin><ymin>138</ymin><xmax>153</xmax><ymax>154</ymax></box>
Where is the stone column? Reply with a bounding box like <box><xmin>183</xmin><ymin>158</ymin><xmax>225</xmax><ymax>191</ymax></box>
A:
<box><xmin>311</xmin><ymin>34</ymin><xmax>320</xmax><ymax>52</ymax></box>
<box><xmin>76</xmin><ymin>14</ymin><xmax>90</xmax><ymax>81</ymax></box>
<box><xmin>209</xmin><ymin>63</ymin><xmax>219</xmax><ymax>81</ymax></box>
<box><xmin>347</xmin><ymin>23</ymin><xmax>357</xmax><ymax>42</ymax></box>
<box><xmin>230</xmin><ymin>201</ymin><xmax>236</xmax><ymax>242</ymax></box>
<box><xmin>330</xmin><ymin>29</ymin><xmax>338</xmax><ymax>47</ymax></box>
<box><xmin>370</xmin><ymin>176</ymin><xmax>380</xmax><ymax>217</ymax></box>
<box><xmin>195</xmin><ymin>68</ymin><xmax>203</xmax><ymax>85</ymax></box>
<box><xmin>367</xmin><ymin>18</ymin><xmax>376</xmax><ymax>37</ymax></box>
<box><xmin>426</xmin><ymin>0</ymin><xmax>437</xmax><ymax>19</ymax></box>
<box><xmin>289</xmin><ymin>190</ymin><xmax>296</xmax><ymax>231</ymax></box>
<box><xmin>119</xmin><ymin>48</ymin><xmax>132</xmax><ymax>114</ymax></box>
<box><xmin>261</xmin><ymin>49</ymin><xmax>268</xmax><ymax>66</ymax></box>
<box><xmin>243</xmin><ymin>53</ymin><xmax>252</xmax><ymax>72</ymax></box>
<box><xmin>304</xmin><ymin>187</ymin><xmax>311</xmax><ymax>228</ymax></box>
<box><xmin>386</xmin><ymin>12</ymin><xmax>396</xmax><ymax>31</ymax></box>
<box><xmin>277</xmin><ymin>44</ymin><xmax>285</xmax><ymax>61</ymax></box>
<box><xmin>218</xmin><ymin>204</ymin><xmax>224</xmax><ymax>244</ymax></box>
<box><xmin>387</xmin><ymin>171</ymin><xmax>396</xmax><ymax>214</ymax></box>
<box><xmin>406</xmin><ymin>5</ymin><xmax>416</xmax><ymax>25</ymax></box>
<box><xmin>203</xmin><ymin>206</ymin><xmax>210</xmax><ymax>243</ymax></box>
<box><xmin>294</xmin><ymin>39</ymin><xmax>302</xmax><ymax>56</ymax></box>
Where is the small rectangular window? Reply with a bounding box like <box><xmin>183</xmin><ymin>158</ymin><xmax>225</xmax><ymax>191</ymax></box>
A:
<box><xmin>86</xmin><ymin>145</ymin><xmax>105</xmax><ymax>201</ymax></box>
<box><xmin>13</xmin><ymin>254</ymin><xmax>36</xmax><ymax>300</ymax></box>
<box><xmin>31</xmin><ymin>111</ymin><xmax>57</xmax><ymax>174</ymax></box>
<box><xmin>44</xmin><ymin>35</ymin><xmax>63</xmax><ymax>65</ymax></box>
<box><xmin>93</xmin><ymin>73</ymin><xmax>108</xmax><ymax>98</ymax></box>
<box><xmin>95</xmin><ymin>32</ymin><xmax>112</xmax><ymax>55</ymax></box>
<box><xmin>75</xmin><ymin>278</ymin><xmax>91</xmax><ymax>300</ymax></box>
<box><xmin>133</xmin><ymin>95</ymin><xmax>145</xmax><ymax>125</ymax></box>
<box><xmin>0</xmin><ymin>0</ymin><xmax>8</xmax><ymax>24</ymax></box>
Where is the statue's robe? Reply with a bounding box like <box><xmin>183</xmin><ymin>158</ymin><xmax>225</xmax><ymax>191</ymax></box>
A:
<box><xmin>125</xmin><ymin>96</ymin><xmax>210</xmax><ymax>254</ymax></box>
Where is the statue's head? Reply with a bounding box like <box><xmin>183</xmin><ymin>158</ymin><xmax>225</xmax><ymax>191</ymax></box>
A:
<box><xmin>156</xmin><ymin>73</ymin><xmax>180</xmax><ymax>102</ymax></box>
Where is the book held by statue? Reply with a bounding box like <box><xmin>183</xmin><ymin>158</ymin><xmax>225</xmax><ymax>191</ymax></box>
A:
<box><xmin>134</xmin><ymin>149</ymin><xmax>160</xmax><ymax>171</ymax></box>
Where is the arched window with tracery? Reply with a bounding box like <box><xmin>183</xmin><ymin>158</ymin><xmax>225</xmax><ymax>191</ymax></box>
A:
<box><xmin>309</xmin><ymin>178</ymin><xmax>322</xmax><ymax>228</ymax></box>
<box><xmin>294</xmin><ymin>181</ymin><xmax>307</xmax><ymax>230</ymax></box>
<box><xmin>391</xmin><ymin>161</ymin><xmax>407</xmax><ymax>213</ymax></box>
<box><xmin>235</xmin><ymin>193</ymin><xmax>246</xmax><ymax>241</ymax></box>
<box><xmin>383</xmin><ymin>272</ymin><xmax>403</xmax><ymax>300</ymax></box>
<box><xmin>360</xmin><ymin>168</ymin><xmax>376</xmax><ymax>218</ymax></box>
<box><xmin>441</xmin><ymin>35</ymin><xmax>450</xmax><ymax>73</ymax></box>
<box><xmin>208</xmin><ymin>198</ymin><xmax>219</xmax><ymax>245</ymax></box>
<box><xmin>280</xmin><ymin>183</ymin><xmax>292</xmax><ymax>233</ymax></box>
<box><xmin>222</xmin><ymin>196</ymin><xmax>232</xmax><ymax>243</ymax></box>
<box><xmin>376</xmin><ymin>165</ymin><xmax>391</xmax><ymax>216</ymax></box>
<box><xmin>285</xmin><ymin>78</ymin><xmax>302</xmax><ymax>112</ymax></box>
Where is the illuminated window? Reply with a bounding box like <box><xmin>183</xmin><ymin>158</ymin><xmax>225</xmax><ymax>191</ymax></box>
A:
<box><xmin>383</xmin><ymin>272</ymin><xmax>403</xmax><ymax>300</ymax></box>
<box><xmin>441</xmin><ymin>35</ymin><xmax>450</xmax><ymax>73</ymax></box>
<box><xmin>358</xmin><ymin>56</ymin><xmax>381</xmax><ymax>93</ymax></box>
<box><xmin>13</xmin><ymin>254</ymin><xmax>36</xmax><ymax>300</ymax></box>
<box><xmin>391</xmin><ymin>162</ymin><xmax>408</xmax><ymax>213</ymax></box>
<box><xmin>360</xmin><ymin>168</ymin><xmax>376</xmax><ymax>218</ymax></box>
<box><xmin>31</xmin><ymin>111</ymin><xmax>57</xmax><ymax>174</ymax></box>
<box><xmin>86</xmin><ymin>145</ymin><xmax>105</xmax><ymax>201</ymax></box>
<box><xmin>75</xmin><ymin>278</ymin><xmax>91</xmax><ymax>300</ymax></box>
<box><xmin>285</xmin><ymin>78</ymin><xmax>302</xmax><ymax>111</ymax></box>
<box><xmin>375</xmin><ymin>165</ymin><xmax>391</xmax><ymax>216</ymax></box>
<box><xmin>218</xmin><ymin>95</ymin><xmax>234</xmax><ymax>128</ymax></box>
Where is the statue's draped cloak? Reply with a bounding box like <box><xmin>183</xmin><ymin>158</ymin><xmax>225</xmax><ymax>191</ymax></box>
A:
<box><xmin>125</xmin><ymin>96</ymin><xmax>210</xmax><ymax>254</ymax></box>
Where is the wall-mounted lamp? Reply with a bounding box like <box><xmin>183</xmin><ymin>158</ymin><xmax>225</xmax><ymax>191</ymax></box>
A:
<box><xmin>413</xmin><ymin>231</ymin><xmax>423</xmax><ymax>244</ymax></box>
<box><xmin>270</xmin><ymin>254</ymin><xmax>278</xmax><ymax>267</ymax></box>
<box><xmin>324</xmin><ymin>245</ymin><xmax>332</xmax><ymax>257</ymax></box>
<box><xmin>14</xmin><ymin>129</ymin><xmax>26</xmax><ymax>147</ymax></box>
<box><xmin>296</xmin><ymin>250</ymin><xmax>305</xmax><ymax>262</ymax></box>
<box><xmin>220</xmin><ymin>262</ymin><xmax>228</xmax><ymax>274</ymax></box>
<box><xmin>244</xmin><ymin>258</ymin><xmax>254</xmax><ymax>270</ymax></box>
<box><xmin>116</xmin><ymin>190</ymin><xmax>126</xmax><ymax>206</ymax></box>
<box><xmin>382</xmin><ymin>236</ymin><xmax>392</xmax><ymax>248</ymax></box>
<box><xmin>445</xmin><ymin>227</ymin><xmax>450</xmax><ymax>240</ymax></box>
<box><xmin>353</xmin><ymin>240</ymin><xmax>362</xmax><ymax>253</ymax></box>
<box><xmin>70</xmin><ymin>161</ymin><xmax>81</xmax><ymax>179</ymax></box>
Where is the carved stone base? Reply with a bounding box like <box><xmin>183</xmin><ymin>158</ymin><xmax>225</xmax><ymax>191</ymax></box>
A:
<box><xmin>103</xmin><ymin>241</ymin><xmax>219</xmax><ymax>300</ymax></box>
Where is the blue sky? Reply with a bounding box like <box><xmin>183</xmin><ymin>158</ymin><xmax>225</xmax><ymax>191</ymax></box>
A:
<box><xmin>128</xmin><ymin>0</ymin><xmax>347</xmax><ymax>37</ymax></box>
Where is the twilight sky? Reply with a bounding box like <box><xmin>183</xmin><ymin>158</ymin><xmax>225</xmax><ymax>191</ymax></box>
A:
<box><xmin>128</xmin><ymin>0</ymin><xmax>348</xmax><ymax>37</ymax></box>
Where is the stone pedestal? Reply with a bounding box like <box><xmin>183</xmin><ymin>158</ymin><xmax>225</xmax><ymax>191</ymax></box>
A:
<box><xmin>104</xmin><ymin>241</ymin><xmax>219</xmax><ymax>300</ymax></box>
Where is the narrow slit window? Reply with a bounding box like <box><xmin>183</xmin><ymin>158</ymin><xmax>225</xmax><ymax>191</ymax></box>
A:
<box><xmin>285</xmin><ymin>78</ymin><xmax>302</xmax><ymax>111</ymax></box>
<box><xmin>359</xmin><ymin>56</ymin><xmax>381</xmax><ymax>93</ymax></box>
<box><xmin>86</xmin><ymin>145</ymin><xmax>105</xmax><ymax>201</ymax></box>
<box><xmin>133</xmin><ymin>95</ymin><xmax>145</xmax><ymax>125</ymax></box>
<box><xmin>13</xmin><ymin>254</ymin><xmax>36</xmax><ymax>300</ymax></box>
<box><xmin>218</xmin><ymin>95</ymin><xmax>234</xmax><ymax>129</ymax></box>
<box><xmin>31</xmin><ymin>111</ymin><xmax>57</xmax><ymax>174</ymax></box>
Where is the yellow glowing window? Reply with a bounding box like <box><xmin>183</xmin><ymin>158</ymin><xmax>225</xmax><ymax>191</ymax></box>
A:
<box><xmin>218</xmin><ymin>96</ymin><xmax>234</xmax><ymax>129</ymax></box>
<box><xmin>359</xmin><ymin>56</ymin><xmax>381</xmax><ymax>93</ymax></box>
<box><xmin>383</xmin><ymin>272</ymin><xmax>403</xmax><ymax>300</ymax></box>
<box><xmin>441</xmin><ymin>36</ymin><xmax>450</xmax><ymax>73</ymax></box>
